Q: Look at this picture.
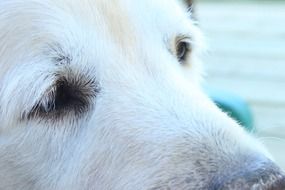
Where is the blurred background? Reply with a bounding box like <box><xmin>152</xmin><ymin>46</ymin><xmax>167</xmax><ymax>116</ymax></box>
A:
<box><xmin>196</xmin><ymin>0</ymin><xmax>285</xmax><ymax>169</ymax></box>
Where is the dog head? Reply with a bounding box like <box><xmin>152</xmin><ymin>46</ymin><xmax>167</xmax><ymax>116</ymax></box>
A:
<box><xmin>0</xmin><ymin>0</ymin><xmax>284</xmax><ymax>189</ymax></box>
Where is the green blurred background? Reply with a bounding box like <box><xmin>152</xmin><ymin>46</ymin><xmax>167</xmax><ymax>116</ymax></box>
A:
<box><xmin>196</xmin><ymin>0</ymin><xmax>285</xmax><ymax>169</ymax></box>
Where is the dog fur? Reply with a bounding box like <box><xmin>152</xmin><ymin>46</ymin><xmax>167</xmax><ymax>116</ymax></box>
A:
<box><xmin>0</xmin><ymin>0</ymin><xmax>284</xmax><ymax>189</ymax></box>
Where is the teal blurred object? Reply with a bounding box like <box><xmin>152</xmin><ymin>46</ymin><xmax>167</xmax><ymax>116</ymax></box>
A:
<box><xmin>205</xmin><ymin>86</ymin><xmax>254</xmax><ymax>132</ymax></box>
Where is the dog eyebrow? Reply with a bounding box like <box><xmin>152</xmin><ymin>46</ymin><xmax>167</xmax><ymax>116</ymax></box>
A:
<box><xmin>47</xmin><ymin>43</ymin><xmax>73</xmax><ymax>66</ymax></box>
<box><xmin>54</xmin><ymin>53</ymin><xmax>72</xmax><ymax>65</ymax></box>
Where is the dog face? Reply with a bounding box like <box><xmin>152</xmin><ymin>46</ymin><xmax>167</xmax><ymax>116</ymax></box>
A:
<box><xmin>0</xmin><ymin>0</ymin><xmax>284</xmax><ymax>189</ymax></box>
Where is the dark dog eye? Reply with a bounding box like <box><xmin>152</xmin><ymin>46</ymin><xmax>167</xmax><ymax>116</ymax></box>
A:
<box><xmin>176</xmin><ymin>38</ymin><xmax>192</xmax><ymax>64</ymax></box>
<box><xmin>52</xmin><ymin>80</ymin><xmax>85</xmax><ymax>111</ymax></box>
<box><xmin>27</xmin><ymin>77</ymin><xmax>99</xmax><ymax>119</ymax></box>
<box><xmin>40</xmin><ymin>79</ymin><xmax>90</xmax><ymax>115</ymax></box>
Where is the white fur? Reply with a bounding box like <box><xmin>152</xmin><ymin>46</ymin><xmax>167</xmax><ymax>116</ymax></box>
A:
<box><xmin>0</xmin><ymin>0</ymin><xmax>275</xmax><ymax>189</ymax></box>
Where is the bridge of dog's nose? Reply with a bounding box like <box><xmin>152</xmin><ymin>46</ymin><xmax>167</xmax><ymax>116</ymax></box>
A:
<box><xmin>211</xmin><ymin>159</ymin><xmax>285</xmax><ymax>190</ymax></box>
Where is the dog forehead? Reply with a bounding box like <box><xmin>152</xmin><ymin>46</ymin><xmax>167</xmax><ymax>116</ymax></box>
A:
<box><xmin>0</xmin><ymin>0</ymin><xmax>190</xmax><ymax>79</ymax></box>
<box><xmin>53</xmin><ymin>0</ymin><xmax>192</xmax><ymax>69</ymax></box>
<box><xmin>52</xmin><ymin>0</ymin><xmax>190</xmax><ymax>47</ymax></box>
<box><xmin>57</xmin><ymin>0</ymin><xmax>188</xmax><ymax>28</ymax></box>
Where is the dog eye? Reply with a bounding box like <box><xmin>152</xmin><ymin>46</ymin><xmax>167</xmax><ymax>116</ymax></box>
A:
<box><xmin>41</xmin><ymin>80</ymin><xmax>88</xmax><ymax>114</ymax></box>
<box><xmin>52</xmin><ymin>80</ymin><xmax>85</xmax><ymax>111</ymax></box>
<box><xmin>27</xmin><ymin>77</ymin><xmax>98</xmax><ymax>119</ymax></box>
<box><xmin>176</xmin><ymin>38</ymin><xmax>192</xmax><ymax>64</ymax></box>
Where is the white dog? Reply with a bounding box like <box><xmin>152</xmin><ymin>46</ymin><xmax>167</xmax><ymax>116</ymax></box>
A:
<box><xmin>0</xmin><ymin>0</ymin><xmax>284</xmax><ymax>189</ymax></box>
